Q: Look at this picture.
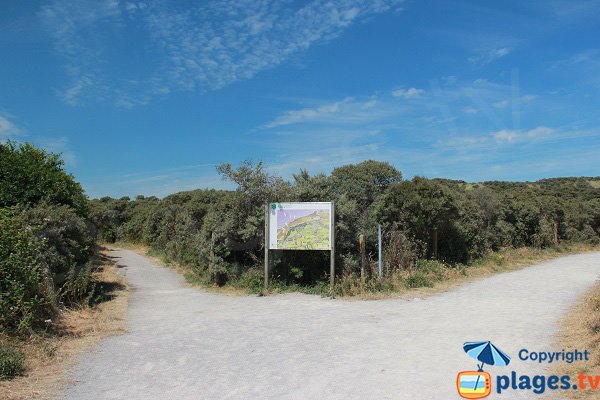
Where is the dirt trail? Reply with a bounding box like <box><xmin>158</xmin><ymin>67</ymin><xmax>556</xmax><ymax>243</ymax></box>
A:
<box><xmin>62</xmin><ymin>250</ymin><xmax>600</xmax><ymax>399</ymax></box>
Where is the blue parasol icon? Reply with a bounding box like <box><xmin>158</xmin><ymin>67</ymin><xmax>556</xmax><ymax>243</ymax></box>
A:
<box><xmin>463</xmin><ymin>341</ymin><xmax>511</xmax><ymax>371</ymax></box>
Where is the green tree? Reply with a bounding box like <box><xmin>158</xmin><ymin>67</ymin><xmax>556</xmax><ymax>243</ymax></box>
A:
<box><xmin>376</xmin><ymin>177</ymin><xmax>461</xmax><ymax>260</ymax></box>
<box><xmin>0</xmin><ymin>141</ymin><xmax>87</xmax><ymax>215</ymax></box>
<box><xmin>330</xmin><ymin>160</ymin><xmax>402</xmax><ymax>208</ymax></box>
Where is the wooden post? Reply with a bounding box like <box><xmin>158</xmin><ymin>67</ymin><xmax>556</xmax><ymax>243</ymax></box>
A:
<box><xmin>359</xmin><ymin>234</ymin><xmax>366</xmax><ymax>283</ymax></box>
<box><xmin>432</xmin><ymin>228</ymin><xmax>438</xmax><ymax>259</ymax></box>
<box><xmin>330</xmin><ymin>201</ymin><xmax>336</xmax><ymax>291</ymax></box>
<box><xmin>264</xmin><ymin>203</ymin><xmax>270</xmax><ymax>290</ymax></box>
<box><xmin>554</xmin><ymin>223</ymin><xmax>559</xmax><ymax>245</ymax></box>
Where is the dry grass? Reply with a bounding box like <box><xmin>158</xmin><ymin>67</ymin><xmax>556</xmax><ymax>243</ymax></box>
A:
<box><xmin>0</xmin><ymin>250</ymin><xmax>128</xmax><ymax>400</ymax></box>
<box><xmin>553</xmin><ymin>280</ymin><xmax>600</xmax><ymax>399</ymax></box>
<box><xmin>588</xmin><ymin>180</ymin><xmax>600</xmax><ymax>189</ymax></box>
<box><xmin>333</xmin><ymin>244</ymin><xmax>600</xmax><ymax>300</ymax></box>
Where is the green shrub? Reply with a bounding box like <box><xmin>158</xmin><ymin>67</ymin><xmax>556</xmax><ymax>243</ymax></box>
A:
<box><xmin>0</xmin><ymin>345</ymin><xmax>25</xmax><ymax>379</ymax></box>
<box><xmin>0</xmin><ymin>208</ymin><xmax>57</xmax><ymax>334</ymax></box>
<box><xmin>405</xmin><ymin>272</ymin><xmax>434</xmax><ymax>288</ymax></box>
<box><xmin>20</xmin><ymin>203</ymin><xmax>95</xmax><ymax>293</ymax></box>
<box><xmin>232</xmin><ymin>268</ymin><xmax>264</xmax><ymax>294</ymax></box>
<box><xmin>415</xmin><ymin>259</ymin><xmax>445</xmax><ymax>273</ymax></box>
<box><xmin>0</xmin><ymin>142</ymin><xmax>98</xmax><ymax>336</ymax></box>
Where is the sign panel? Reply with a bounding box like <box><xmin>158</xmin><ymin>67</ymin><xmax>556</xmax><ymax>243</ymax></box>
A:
<box><xmin>268</xmin><ymin>202</ymin><xmax>332</xmax><ymax>250</ymax></box>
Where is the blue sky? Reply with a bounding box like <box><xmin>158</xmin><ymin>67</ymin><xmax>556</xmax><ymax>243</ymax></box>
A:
<box><xmin>1</xmin><ymin>0</ymin><xmax>600</xmax><ymax>198</ymax></box>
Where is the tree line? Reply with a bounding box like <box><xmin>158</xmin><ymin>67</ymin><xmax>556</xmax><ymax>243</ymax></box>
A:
<box><xmin>2</xmin><ymin>141</ymin><xmax>600</xmax><ymax>336</ymax></box>
<box><xmin>89</xmin><ymin>159</ymin><xmax>600</xmax><ymax>289</ymax></box>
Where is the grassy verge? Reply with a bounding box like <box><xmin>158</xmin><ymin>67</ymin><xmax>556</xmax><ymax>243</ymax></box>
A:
<box><xmin>0</xmin><ymin>249</ymin><xmax>128</xmax><ymax>400</ymax></box>
<box><xmin>552</xmin><ymin>281</ymin><xmax>600</xmax><ymax>399</ymax></box>
<box><xmin>330</xmin><ymin>243</ymin><xmax>600</xmax><ymax>299</ymax></box>
<box><xmin>111</xmin><ymin>241</ymin><xmax>599</xmax><ymax>299</ymax></box>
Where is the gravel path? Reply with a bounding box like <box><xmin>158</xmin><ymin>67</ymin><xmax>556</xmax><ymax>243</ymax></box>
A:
<box><xmin>62</xmin><ymin>250</ymin><xmax>600</xmax><ymax>400</ymax></box>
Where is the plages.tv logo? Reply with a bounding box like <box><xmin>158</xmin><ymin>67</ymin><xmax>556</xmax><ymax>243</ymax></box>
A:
<box><xmin>457</xmin><ymin>341</ymin><xmax>511</xmax><ymax>399</ymax></box>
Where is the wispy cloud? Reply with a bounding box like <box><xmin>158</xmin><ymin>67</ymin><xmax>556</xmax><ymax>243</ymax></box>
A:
<box><xmin>263</xmin><ymin>97</ymin><xmax>393</xmax><ymax>128</ymax></box>
<box><xmin>40</xmin><ymin>0</ymin><xmax>120</xmax><ymax>105</ymax></box>
<box><xmin>392</xmin><ymin>87</ymin><xmax>425</xmax><ymax>99</ymax></box>
<box><xmin>262</xmin><ymin>128</ymin><xmax>407</xmax><ymax>179</ymax></box>
<box><xmin>468</xmin><ymin>47</ymin><xmax>511</xmax><ymax>65</ymax></box>
<box><xmin>253</xmin><ymin>73</ymin><xmax>598</xmax><ymax>183</ymax></box>
<box><xmin>40</xmin><ymin>0</ymin><xmax>404</xmax><ymax>107</ymax></box>
<box><xmin>0</xmin><ymin>114</ymin><xmax>22</xmax><ymax>139</ymax></box>
<box><xmin>551</xmin><ymin>49</ymin><xmax>600</xmax><ymax>89</ymax></box>
<box><xmin>440</xmin><ymin>125</ymin><xmax>600</xmax><ymax>152</ymax></box>
<box><xmin>491</xmin><ymin>126</ymin><xmax>554</xmax><ymax>143</ymax></box>
<box><xmin>265</xmin><ymin>97</ymin><xmax>351</xmax><ymax>128</ymax></box>
<box><xmin>84</xmin><ymin>162</ymin><xmax>227</xmax><ymax>198</ymax></box>
<box><xmin>36</xmin><ymin>137</ymin><xmax>78</xmax><ymax>167</ymax></box>
<box><xmin>0</xmin><ymin>113</ymin><xmax>77</xmax><ymax>167</ymax></box>
<box><xmin>493</xmin><ymin>99</ymin><xmax>509</xmax><ymax>109</ymax></box>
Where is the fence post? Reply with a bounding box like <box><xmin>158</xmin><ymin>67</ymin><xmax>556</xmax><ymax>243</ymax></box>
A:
<box><xmin>432</xmin><ymin>228</ymin><xmax>438</xmax><ymax>259</ymax></box>
<box><xmin>359</xmin><ymin>234</ymin><xmax>366</xmax><ymax>283</ymax></box>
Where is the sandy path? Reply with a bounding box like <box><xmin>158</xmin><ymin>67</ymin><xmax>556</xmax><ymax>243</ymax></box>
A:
<box><xmin>62</xmin><ymin>250</ymin><xmax>600</xmax><ymax>399</ymax></box>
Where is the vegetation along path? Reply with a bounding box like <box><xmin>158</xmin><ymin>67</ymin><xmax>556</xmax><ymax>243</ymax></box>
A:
<box><xmin>62</xmin><ymin>250</ymin><xmax>600</xmax><ymax>400</ymax></box>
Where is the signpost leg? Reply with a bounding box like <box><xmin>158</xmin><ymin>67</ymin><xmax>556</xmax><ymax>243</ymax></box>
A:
<box><xmin>359</xmin><ymin>234</ymin><xmax>366</xmax><ymax>283</ymax></box>
<box><xmin>264</xmin><ymin>203</ymin><xmax>269</xmax><ymax>291</ymax></box>
<box><xmin>378</xmin><ymin>224</ymin><xmax>382</xmax><ymax>285</ymax></box>
<box><xmin>330</xmin><ymin>201</ymin><xmax>335</xmax><ymax>291</ymax></box>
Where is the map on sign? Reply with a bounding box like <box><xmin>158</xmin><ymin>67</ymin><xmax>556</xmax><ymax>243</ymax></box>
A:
<box><xmin>269</xmin><ymin>202</ymin><xmax>332</xmax><ymax>250</ymax></box>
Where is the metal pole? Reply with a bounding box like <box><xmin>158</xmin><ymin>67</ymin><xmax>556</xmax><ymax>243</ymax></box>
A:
<box><xmin>378</xmin><ymin>224</ymin><xmax>382</xmax><ymax>284</ymax></box>
<box><xmin>264</xmin><ymin>203</ymin><xmax>270</xmax><ymax>290</ymax></box>
<box><xmin>330</xmin><ymin>201</ymin><xmax>336</xmax><ymax>291</ymax></box>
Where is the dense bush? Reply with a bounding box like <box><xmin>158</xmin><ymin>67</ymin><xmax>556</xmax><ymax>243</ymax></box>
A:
<box><xmin>0</xmin><ymin>345</ymin><xmax>25</xmax><ymax>379</ymax></box>
<box><xmin>0</xmin><ymin>208</ymin><xmax>57</xmax><ymax>334</ymax></box>
<box><xmin>0</xmin><ymin>142</ymin><xmax>95</xmax><ymax>336</ymax></box>
<box><xmin>88</xmin><ymin>159</ymin><xmax>600</xmax><ymax>289</ymax></box>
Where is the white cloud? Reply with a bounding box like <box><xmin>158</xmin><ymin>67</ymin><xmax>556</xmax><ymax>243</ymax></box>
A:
<box><xmin>392</xmin><ymin>87</ymin><xmax>425</xmax><ymax>98</ymax></box>
<box><xmin>265</xmin><ymin>98</ymin><xmax>350</xmax><ymax>128</ymax></box>
<box><xmin>36</xmin><ymin>137</ymin><xmax>78</xmax><ymax>167</ymax></box>
<box><xmin>551</xmin><ymin>49</ymin><xmax>600</xmax><ymax>89</ymax></box>
<box><xmin>361</xmin><ymin>99</ymin><xmax>377</xmax><ymax>109</ymax></box>
<box><xmin>493</xmin><ymin>100</ymin><xmax>510</xmax><ymax>109</ymax></box>
<box><xmin>0</xmin><ymin>115</ymin><xmax>22</xmax><ymax>139</ymax></box>
<box><xmin>40</xmin><ymin>0</ymin><xmax>120</xmax><ymax>105</ymax></box>
<box><xmin>469</xmin><ymin>47</ymin><xmax>511</xmax><ymax>65</ymax></box>
<box><xmin>84</xmin><ymin>163</ymin><xmax>227</xmax><ymax>198</ymax></box>
<box><xmin>41</xmin><ymin>0</ymin><xmax>404</xmax><ymax>106</ymax></box>
<box><xmin>441</xmin><ymin>126</ymin><xmax>557</xmax><ymax>151</ymax></box>
<box><xmin>60</xmin><ymin>75</ymin><xmax>96</xmax><ymax>106</ymax></box>
<box><xmin>264</xmin><ymin>96</ymin><xmax>397</xmax><ymax>129</ymax></box>
<box><xmin>492</xmin><ymin>126</ymin><xmax>554</xmax><ymax>143</ymax></box>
